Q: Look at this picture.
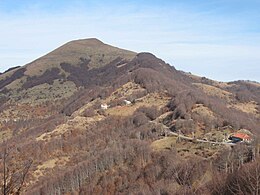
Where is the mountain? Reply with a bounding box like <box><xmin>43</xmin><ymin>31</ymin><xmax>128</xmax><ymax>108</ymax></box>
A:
<box><xmin>0</xmin><ymin>39</ymin><xmax>259</xmax><ymax>195</ymax></box>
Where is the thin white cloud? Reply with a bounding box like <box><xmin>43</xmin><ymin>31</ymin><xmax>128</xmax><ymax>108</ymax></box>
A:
<box><xmin>0</xmin><ymin>2</ymin><xmax>259</xmax><ymax>81</ymax></box>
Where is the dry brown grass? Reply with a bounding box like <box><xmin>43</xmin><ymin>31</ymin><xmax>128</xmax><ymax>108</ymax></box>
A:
<box><xmin>32</xmin><ymin>157</ymin><xmax>70</xmax><ymax>184</ymax></box>
<box><xmin>151</xmin><ymin>136</ymin><xmax>178</xmax><ymax>151</ymax></box>
<box><xmin>0</xmin><ymin>68</ymin><xmax>18</xmax><ymax>81</ymax></box>
<box><xmin>244</xmin><ymin>81</ymin><xmax>260</xmax><ymax>87</ymax></box>
<box><xmin>72</xmin><ymin>98</ymin><xmax>101</xmax><ymax>117</ymax></box>
<box><xmin>106</xmin><ymin>93</ymin><xmax>170</xmax><ymax>116</ymax></box>
<box><xmin>229</xmin><ymin>101</ymin><xmax>259</xmax><ymax>116</ymax></box>
<box><xmin>151</xmin><ymin>136</ymin><xmax>221</xmax><ymax>159</ymax></box>
<box><xmin>0</xmin><ymin>129</ymin><xmax>12</xmax><ymax>143</ymax></box>
<box><xmin>105</xmin><ymin>105</ymin><xmax>138</xmax><ymax>117</ymax></box>
<box><xmin>154</xmin><ymin>111</ymin><xmax>173</xmax><ymax>123</ymax></box>
<box><xmin>25</xmin><ymin>38</ymin><xmax>136</xmax><ymax>76</ymax></box>
<box><xmin>0</xmin><ymin>103</ymin><xmax>51</xmax><ymax>121</ymax></box>
<box><xmin>4</xmin><ymin>77</ymin><xmax>26</xmax><ymax>90</ymax></box>
<box><xmin>183</xmin><ymin>72</ymin><xmax>232</xmax><ymax>88</ymax></box>
<box><xmin>192</xmin><ymin>104</ymin><xmax>216</xmax><ymax>120</ymax></box>
<box><xmin>36</xmin><ymin>115</ymin><xmax>104</xmax><ymax>142</ymax></box>
<box><xmin>106</xmin><ymin>82</ymin><xmax>146</xmax><ymax>102</ymax></box>
<box><xmin>193</xmin><ymin>83</ymin><xmax>232</xmax><ymax>101</ymax></box>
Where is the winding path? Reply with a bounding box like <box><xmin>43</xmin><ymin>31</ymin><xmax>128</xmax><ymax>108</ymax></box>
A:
<box><xmin>149</xmin><ymin>121</ymin><xmax>236</xmax><ymax>146</ymax></box>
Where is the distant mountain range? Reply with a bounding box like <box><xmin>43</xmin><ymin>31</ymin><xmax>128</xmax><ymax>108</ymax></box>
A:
<box><xmin>0</xmin><ymin>38</ymin><xmax>259</xmax><ymax>194</ymax></box>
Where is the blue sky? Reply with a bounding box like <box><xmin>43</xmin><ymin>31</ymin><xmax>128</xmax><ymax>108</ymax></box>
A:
<box><xmin>0</xmin><ymin>0</ymin><xmax>259</xmax><ymax>82</ymax></box>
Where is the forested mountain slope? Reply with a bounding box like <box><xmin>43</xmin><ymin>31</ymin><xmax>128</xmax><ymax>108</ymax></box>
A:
<box><xmin>0</xmin><ymin>39</ymin><xmax>259</xmax><ymax>195</ymax></box>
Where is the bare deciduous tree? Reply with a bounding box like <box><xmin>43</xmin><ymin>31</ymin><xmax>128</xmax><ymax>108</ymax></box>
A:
<box><xmin>1</xmin><ymin>144</ymin><xmax>33</xmax><ymax>195</ymax></box>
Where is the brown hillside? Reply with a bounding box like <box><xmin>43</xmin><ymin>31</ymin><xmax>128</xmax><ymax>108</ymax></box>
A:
<box><xmin>24</xmin><ymin>38</ymin><xmax>136</xmax><ymax>76</ymax></box>
<box><xmin>0</xmin><ymin>39</ymin><xmax>259</xmax><ymax>195</ymax></box>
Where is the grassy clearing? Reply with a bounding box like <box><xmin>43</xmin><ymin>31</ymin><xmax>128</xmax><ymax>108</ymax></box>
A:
<box><xmin>230</xmin><ymin>101</ymin><xmax>259</xmax><ymax>116</ymax></box>
<box><xmin>36</xmin><ymin>115</ymin><xmax>104</xmax><ymax>142</ymax></box>
<box><xmin>151</xmin><ymin>136</ymin><xmax>178</xmax><ymax>150</ymax></box>
<box><xmin>106</xmin><ymin>82</ymin><xmax>146</xmax><ymax>102</ymax></box>
<box><xmin>151</xmin><ymin>136</ymin><xmax>222</xmax><ymax>159</ymax></box>
<box><xmin>192</xmin><ymin>104</ymin><xmax>216</xmax><ymax>120</ymax></box>
<box><xmin>193</xmin><ymin>83</ymin><xmax>232</xmax><ymax>101</ymax></box>
<box><xmin>32</xmin><ymin>157</ymin><xmax>70</xmax><ymax>184</ymax></box>
<box><xmin>106</xmin><ymin>93</ymin><xmax>170</xmax><ymax>116</ymax></box>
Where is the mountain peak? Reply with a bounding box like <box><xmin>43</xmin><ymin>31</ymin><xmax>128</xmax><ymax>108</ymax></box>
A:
<box><xmin>66</xmin><ymin>38</ymin><xmax>105</xmax><ymax>47</ymax></box>
<box><xmin>23</xmin><ymin>38</ymin><xmax>136</xmax><ymax>76</ymax></box>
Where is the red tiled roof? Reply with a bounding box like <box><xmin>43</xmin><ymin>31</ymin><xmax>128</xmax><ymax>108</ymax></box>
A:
<box><xmin>232</xmin><ymin>133</ymin><xmax>251</xmax><ymax>140</ymax></box>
